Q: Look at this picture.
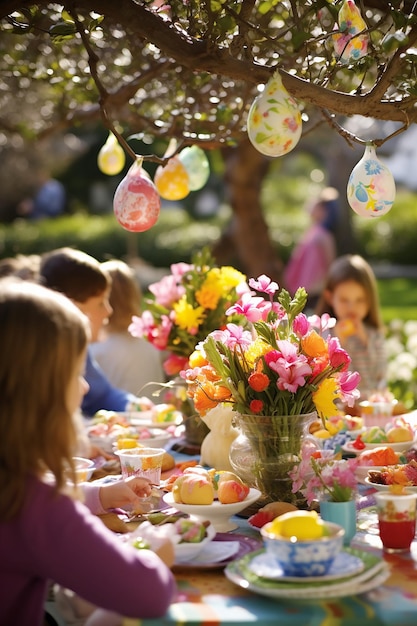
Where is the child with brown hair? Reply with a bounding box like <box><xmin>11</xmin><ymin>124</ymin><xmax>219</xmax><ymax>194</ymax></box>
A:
<box><xmin>39</xmin><ymin>247</ymin><xmax>152</xmax><ymax>416</ymax></box>
<box><xmin>0</xmin><ymin>278</ymin><xmax>175</xmax><ymax>626</ymax></box>
<box><xmin>315</xmin><ymin>254</ymin><xmax>387</xmax><ymax>399</ymax></box>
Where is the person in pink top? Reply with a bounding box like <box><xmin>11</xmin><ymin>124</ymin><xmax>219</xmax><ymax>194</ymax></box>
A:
<box><xmin>284</xmin><ymin>187</ymin><xmax>340</xmax><ymax>311</ymax></box>
<box><xmin>0</xmin><ymin>278</ymin><xmax>175</xmax><ymax>626</ymax></box>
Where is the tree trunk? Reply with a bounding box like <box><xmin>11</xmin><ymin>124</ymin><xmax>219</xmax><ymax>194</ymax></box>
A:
<box><xmin>213</xmin><ymin>139</ymin><xmax>283</xmax><ymax>283</ymax></box>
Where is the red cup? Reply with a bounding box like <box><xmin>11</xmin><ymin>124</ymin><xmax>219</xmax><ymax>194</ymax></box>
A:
<box><xmin>375</xmin><ymin>492</ymin><xmax>417</xmax><ymax>552</ymax></box>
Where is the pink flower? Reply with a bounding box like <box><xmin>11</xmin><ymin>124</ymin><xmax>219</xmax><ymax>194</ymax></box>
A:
<box><xmin>339</xmin><ymin>370</ymin><xmax>361</xmax><ymax>406</ymax></box>
<box><xmin>328</xmin><ymin>336</ymin><xmax>350</xmax><ymax>370</ymax></box>
<box><xmin>249</xmin><ymin>274</ymin><xmax>279</xmax><ymax>296</ymax></box>
<box><xmin>209</xmin><ymin>324</ymin><xmax>253</xmax><ymax>351</ymax></box>
<box><xmin>264</xmin><ymin>340</ymin><xmax>312</xmax><ymax>393</ymax></box>
<box><xmin>226</xmin><ymin>291</ymin><xmax>270</xmax><ymax>323</ymax></box>
<box><xmin>309</xmin><ymin>313</ymin><xmax>336</xmax><ymax>333</ymax></box>
<box><xmin>293</xmin><ymin>313</ymin><xmax>310</xmax><ymax>337</ymax></box>
<box><xmin>149</xmin><ymin>274</ymin><xmax>185</xmax><ymax>308</ymax></box>
<box><xmin>170</xmin><ymin>262</ymin><xmax>192</xmax><ymax>279</ymax></box>
<box><xmin>163</xmin><ymin>354</ymin><xmax>189</xmax><ymax>377</ymax></box>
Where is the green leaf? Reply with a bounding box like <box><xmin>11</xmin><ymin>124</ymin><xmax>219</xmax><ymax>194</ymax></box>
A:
<box><xmin>49</xmin><ymin>22</ymin><xmax>77</xmax><ymax>42</ymax></box>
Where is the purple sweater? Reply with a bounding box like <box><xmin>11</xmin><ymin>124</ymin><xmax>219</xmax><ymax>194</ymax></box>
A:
<box><xmin>0</xmin><ymin>476</ymin><xmax>175</xmax><ymax>626</ymax></box>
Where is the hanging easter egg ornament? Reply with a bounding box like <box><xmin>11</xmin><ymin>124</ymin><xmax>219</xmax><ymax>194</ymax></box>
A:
<box><xmin>247</xmin><ymin>71</ymin><xmax>302</xmax><ymax>157</ymax></box>
<box><xmin>178</xmin><ymin>146</ymin><xmax>210</xmax><ymax>191</ymax></box>
<box><xmin>154</xmin><ymin>156</ymin><xmax>190</xmax><ymax>200</ymax></box>
<box><xmin>347</xmin><ymin>143</ymin><xmax>396</xmax><ymax>218</ymax></box>
<box><xmin>113</xmin><ymin>158</ymin><xmax>160</xmax><ymax>232</ymax></box>
<box><xmin>98</xmin><ymin>132</ymin><xmax>126</xmax><ymax>175</ymax></box>
<box><xmin>332</xmin><ymin>0</ymin><xmax>369</xmax><ymax>64</ymax></box>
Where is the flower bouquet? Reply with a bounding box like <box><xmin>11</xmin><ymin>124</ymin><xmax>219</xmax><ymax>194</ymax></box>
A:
<box><xmin>129</xmin><ymin>248</ymin><xmax>249</xmax><ymax>445</ymax></box>
<box><xmin>181</xmin><ymin>275</ymin><xmax>360</xmax><ymax>503</ymax></box>
<box><xmin>129</xmin><ymin>247</ymin><xmax>249</xmax><ymax>376</ymax></box>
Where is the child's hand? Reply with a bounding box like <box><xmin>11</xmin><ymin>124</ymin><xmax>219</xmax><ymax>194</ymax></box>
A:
<box><xmin>336</xmin><ymin>318</ymin><xmax>368</xmax><ymax>345</ymax></box>
<box><xmin>99</xmin><ymin>477</ymin><xmax>152</xmax><ymax>512</ymax></box>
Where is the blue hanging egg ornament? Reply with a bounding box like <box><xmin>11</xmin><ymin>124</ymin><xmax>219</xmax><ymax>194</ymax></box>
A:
<box><xmin>347</xmin><ymin>143</ymin><xmax>395</xmax><ymax>218</ymax></box>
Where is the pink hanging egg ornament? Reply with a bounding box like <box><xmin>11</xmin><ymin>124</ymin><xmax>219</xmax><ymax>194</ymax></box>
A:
<box><xmin>247</xmin><ymin>71</ymin><xmax>302</xmax><ymax>157</ymax></box>
<box><xmin>347</xmin><ymin>143</ymin><xmax>396</xmax><ymax>219</ymax></box>
<box><xmin>113</xmin><ymin>158</ymin><xmax>161</xmax><ymax>232</ymax></box>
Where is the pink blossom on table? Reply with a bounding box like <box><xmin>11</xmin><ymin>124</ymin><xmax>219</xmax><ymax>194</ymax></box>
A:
<box><xmin>291</xmin><ymin>445</ymin><xmax>360</xmax><ymax>505</ymax></box>
<box><xmin>209</xmin><ymin>323</ymin><xmax>254</xmax><ymax>351</ymax></box>
<box><xmin>328</xmin><ymin>336</ymin><xmax>351</xmax><ymax>370</ymax></box>
<box><xmin>148</xmin><ymin>274</ymin><xmax>185</xmax><ymax>308</ymax></box>
<box><xmin>226</xmin><ymin>291</ymin><xmax>269</xmax><ymax>322</ymax></box>
<box><xmin>265</xmin><ymin>340</ymin><xmax>312</xmax><ymax>393</ymax></box>
<box><xmin>293</xmin><ymin>313</ymin><xmax>310</xmax><ymax>337</ymax></box>
<box><xmin>249</xmin><ymin>274</ymin><xmax>279</xmax><ymax>296</ymax></box>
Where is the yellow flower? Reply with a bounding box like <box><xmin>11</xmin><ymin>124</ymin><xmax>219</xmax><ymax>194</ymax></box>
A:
<box><xmin>173</xmin><ymin>296</ymin><xmax>205</xmax><ymax>332</ymax></box>
<box><xmin>312</xmin><ymin>378</ymin><xmax>341</xmax><ymax>420</ymax></box>
<box><xmin>244</xmin><ymin>337</ymin><xmax>270</xmax><ymax>366</ymax></box>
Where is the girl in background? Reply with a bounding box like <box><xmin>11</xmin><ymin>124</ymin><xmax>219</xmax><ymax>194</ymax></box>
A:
<box><xmin>315</xmin><ymin>254</ymin><xmax>387</xmax><ymax>400</ymax></box>
<box><xmin>0</xmin><ymin>279</ymin><xmax>175</xmax><ymax>626</ymax></box>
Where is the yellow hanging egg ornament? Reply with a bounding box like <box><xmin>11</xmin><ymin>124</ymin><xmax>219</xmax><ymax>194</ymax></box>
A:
<box><xmin>247</xmin><ymin>71</ymin><xmax>302</xmax><ymax>157</ymax></box>
<box><xmin>154</xmin><ymin>156</ymin><xmax>190</xmax><ymax>201</ymax></box>
<box><xmin>98</xmin><ymin>132</ymin><xmax>126</xmax><ymax>175</ymax></box>
<box><xmin>347</xmin><ymin>143</ymin><xmax>396</xmax><ymax>219</ymax></box>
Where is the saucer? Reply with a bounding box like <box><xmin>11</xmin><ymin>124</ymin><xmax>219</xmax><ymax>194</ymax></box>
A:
<box><xmin>249</xmin><ymin>550</ymin><xmax>364</xmax><ymax>582</ymax></box>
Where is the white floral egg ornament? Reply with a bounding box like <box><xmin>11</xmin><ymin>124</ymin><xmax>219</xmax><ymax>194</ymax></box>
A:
<box><xmin>347</xmin><ymin>144</ymin><xmax>396</xmax><ymax>218</ymax></box>
<box><xmin>247</xmin><ymin>71</ymin><xmax>302</xmax><ymax>157</ymax></box>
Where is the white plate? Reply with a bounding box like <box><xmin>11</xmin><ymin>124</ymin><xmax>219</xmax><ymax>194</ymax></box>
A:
<box><xmin>163</xmin><ymin>488</ymin><xmax>262</xmax><ymax>532</ymax></box>
<box><xmin>225</xmin><ymin>548</ymin><xmax>390</xmax><ymax>600</ymax></box>
<box><xmin>364</xmin><ymin>477</ymin><xmax>417</xmax><ymax>493</ymax></box>
<box><xmin>248</xmin><ymin>550</ymin><xmax>364</xmax><ymax>582</ymax></box>
<box><xmin>342</xmin><ymin>439</ymin><xmax>414</xmax><ymax>455</ymax></box>
<box><xmin>176</xmin><ymin>538</ymin><xmax>240</xmax><ymax>566</ymax></box>
<box><xmin>174</xmin><ymin>523</ymin><xmax>216</xmax><ymax>563</ymax></box>
<box><xmin>121</xmin><ymin>410</ymin><xmax>183</xmax><ymax>429</ymax></box>
<box><xmin>355</xmin><ymin>465</ymin><xmax>394</xmax><ymax>481</ymax></box>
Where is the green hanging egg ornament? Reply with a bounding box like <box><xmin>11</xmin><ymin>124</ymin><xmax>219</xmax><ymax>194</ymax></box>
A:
<box><xmin>178</xmin><ymin>146</ymin><xmax>210</xmax><ymax>191</ymax></box>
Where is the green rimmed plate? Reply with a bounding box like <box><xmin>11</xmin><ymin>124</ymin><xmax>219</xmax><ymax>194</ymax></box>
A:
<box><xmin>225</xmin><ymin>547</ymin><xmax>390</xmax><ymax>601</ymax></box>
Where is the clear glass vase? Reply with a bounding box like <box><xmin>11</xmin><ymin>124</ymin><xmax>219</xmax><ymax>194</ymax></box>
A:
<box><xmin>229</xmin><ymin>412</ymin><xmax>316</xmax><ymax>505</ymax></box>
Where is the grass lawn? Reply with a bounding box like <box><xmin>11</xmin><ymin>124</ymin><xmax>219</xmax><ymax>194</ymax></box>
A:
<box><xmin>378</xmin><ymin>277</ymin><xmax>417</xmax><ymax>323</ymax></box>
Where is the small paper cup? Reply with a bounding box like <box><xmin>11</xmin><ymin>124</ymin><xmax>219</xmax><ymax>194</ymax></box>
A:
<box><xmin>115</xmin><ymin>447</ymin><xmax>166</xmax><ymax>484</ymax></box>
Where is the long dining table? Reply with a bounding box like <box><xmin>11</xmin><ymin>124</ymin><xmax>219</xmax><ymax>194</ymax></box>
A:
<box><xmin>119</xmin><ymin>440</ymin><xmax>417</xmax><ymax>626</ymax></box>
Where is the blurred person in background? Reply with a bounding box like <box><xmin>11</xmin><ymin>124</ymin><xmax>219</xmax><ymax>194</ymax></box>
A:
<box><xmin>16</xmin><ymin>170</ymin><xmax>66</xmax><ymax>220</ymax></box>
<box><xmin>284</xmin><ymin>187</ymin><xmax>340</xmax><ymax>311</ymax></box>
<box><xmin>91</xmin><ymin>259</ymin><xmax>166</xmax><ymax>399</ymax></box>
